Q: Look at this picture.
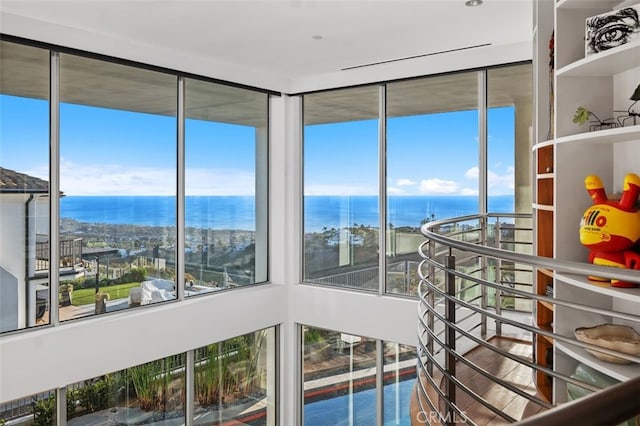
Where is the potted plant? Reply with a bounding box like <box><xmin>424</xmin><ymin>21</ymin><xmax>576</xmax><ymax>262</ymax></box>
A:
<box><xmin>60</xmin><ymin>283</ymin><xmax>74</xmax><ymax>306</ymax></box>
<box><xmin>573</xmin><ymin>106</ymin><xmax>618</xmax><ymax>131</ymax></box>
<box><xmin>95</xmin><ymin>292</ymin><xmax>110</xmax><ymax>314</ymax></box>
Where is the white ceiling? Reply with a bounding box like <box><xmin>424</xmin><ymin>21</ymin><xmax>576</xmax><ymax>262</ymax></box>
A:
<box><xmin>0</xmin><ymin>0</ymin><xmax>533</xmax><ymax>93</ymax></box>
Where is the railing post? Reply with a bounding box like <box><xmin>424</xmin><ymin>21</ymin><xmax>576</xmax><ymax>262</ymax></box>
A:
<box><xmin>445</xmin><ymin>255</ymin><xmax>456</xmax><ymax>426</ymax></box>
<box><xmin>480</xmin><ymin>216</ymin><xmax>488</xmax><ymax>338</ymax></box>
<box><xmin>495</xmin><ymin>220</ymin><xmax>503</xmax><ymax>336</ymax></box>
<box><xmin>427</xmin><ymin>235</ymin><xmax>436</xmax><ymax>377</ymax></box>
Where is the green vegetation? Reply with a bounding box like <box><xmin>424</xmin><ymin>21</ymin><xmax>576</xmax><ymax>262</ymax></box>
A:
<box><xmin>71</xmin><ymin>282</ymin><xmax>140</xmax><ymax>306</ymax></box>
<box><xmin>195</xmin><ymin>331</ymin><xmax>266</xmax><ymax>407</ymax></box>
<box><xmin>33</xmin><ymin>395</ymin><xmax>56</xmax><ymax>426</ymax></box>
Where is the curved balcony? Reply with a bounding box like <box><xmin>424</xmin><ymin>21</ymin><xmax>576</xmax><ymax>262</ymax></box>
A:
<box><xmin>414</xmin><ymin>213</ymin><xmax>640</xmax><ymax>425</ymax></box>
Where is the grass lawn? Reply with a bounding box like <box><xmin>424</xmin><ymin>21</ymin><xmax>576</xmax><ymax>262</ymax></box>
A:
<box><xmin>71</xmin><ymin>282</ymin><xmax>140</xmax><ymax>306</ymax></box>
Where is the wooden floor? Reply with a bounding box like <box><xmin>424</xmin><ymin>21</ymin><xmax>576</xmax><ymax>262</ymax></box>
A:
<box><xmin>411</xmin><ymin>337</ymin><xmax>548</xmax><ymax>425</ymax></box>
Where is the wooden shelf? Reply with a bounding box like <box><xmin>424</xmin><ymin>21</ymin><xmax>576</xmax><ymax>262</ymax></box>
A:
<box><xmin>539</xmin><ymin>300</ymin><xmax>555</xmax><ymax>312</ymax></box>
<box><xmin>536</xmin><ymin>173</ymin><xmax>554</xmax><ymax>180</ymax></box>
<box><xmin>538</xmin><ymin>268</ymin><xmax>554</xmax><ymax>278</ymax></box>
<box><xmin>533</xmin><ymin>203</ymin><xmax>554</xmax><ymax>212</ymax></box>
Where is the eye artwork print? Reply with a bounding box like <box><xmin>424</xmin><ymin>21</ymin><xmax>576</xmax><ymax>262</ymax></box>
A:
<box><xmin>585</xmin><ymin>6</ymin><xmax>640</xmax><ymax>55</ymax></box>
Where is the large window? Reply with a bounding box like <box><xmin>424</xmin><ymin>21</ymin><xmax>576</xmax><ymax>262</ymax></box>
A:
<box><xmin>66</xmin><ymin>354</ymin><xmax>186</xmax><ymax>425</ymax></box>
<box><xmin>303</xmin><ymin>86</ymin><xmax>380</xmax><ymax>291</ymax></box>
<box><xmin>302</xmin><ymin>64</ymin><xmax>532</xmax><ymax>297</ymax></box>
<box><xmin>386</xmin><ymin>72</ymin><xmax>479</xmax><ymax>296</ymax></box>
<box><xmin>487</xmin><ymin>64</ymin><xmax>534</xmax><ymax>312</ymax></box>
<box><xmin>0</xmin><ymin>327</ymin><xmax>276</xmax><ymax>425</ymax></box>
<box><xmin>58</xmin><ymin>54</ymin><xmax>178</xmax><ymax>321</ymax></box>
<box><xmin>194</xmin><ymin>327</ymin><xmax>276</xmax><ymax>425</ymax></box>
<box><xmin>301</xmin><ymin>326</ymin><xmax>416</xmax><ymax>425</ymax></box>
<box><xmin>0</xmin><ymin>39</ymin><xmax>271</xmax><ymax>333</ymax></box>
<box><xmin>185</xmin><ymin>79</ymin><xmax>268</xmax><ymax>293</ymax></box>
<box><xmin>0</xmin><ymin>40</ymin><xmax>50</xmax><ymax>333</ymax></box>
<box><xmin>302</xmin><ymin>326</ymin><xmax>378</xmax><ymax>425</ymax></box>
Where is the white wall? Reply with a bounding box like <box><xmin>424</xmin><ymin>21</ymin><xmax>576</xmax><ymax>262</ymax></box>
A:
<box><xmin>0</xmin><ymin>9</ymin><xmax>522</xmax><ymax>415</ymax></box>
<box><xmin>0</xmin><ymin>11</ymin><xmax>532</xmax><ymax>95</ymax></box>
<box><xmin>0</xmin><ymin>283</ymin><xmax>287</xmax><ymax>402</ymax></box>
<box><xmin>0</xmin><ymin>194</ymin><xmax>28</xmax><ymax>331</ymax></box>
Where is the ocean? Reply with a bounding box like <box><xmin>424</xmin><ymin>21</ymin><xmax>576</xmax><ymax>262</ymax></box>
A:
<box><xmin>60</xmin><ymin>195</ymin><xmax>514</xmax><ymax>232</ymax></box>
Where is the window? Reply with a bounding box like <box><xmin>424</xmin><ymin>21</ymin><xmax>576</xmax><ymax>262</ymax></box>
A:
<box><xmin>303</xmin><ymin>86</ymin><xmax>380</xmax><ymax>291</ymax></box>
<box><xmin>383</xmin><ymin>342</ymin><xmax>417</xmax><ymax>424</ymax></box>
<box><xmin>302</xmin><ymin>326</ymin><xmax>378</xmax><ymax>425</ymax></box>
<box><xmin>386</xmin><ymin>72</ymin><xmax>479</xmax><ymax>296</ymax></box>
<box><xmin>185</xmin><ymin>79</ymin><xmax>268</xmax><ymax>293</ymax></box>
<box><xmin>302</xmin><ymin>64</ymin><xmax>532</xmax><ymax>297</ymax></box>
<box><xmin>0</xmin><ymin>40</ymin><xmax>50</xmax><ymax>332</ymax></box>
<box><xmin>58</xmin><ymin>54</ymin><xmax>178</xmax><ymax>321</ymax></box>
<box><xmin>67</xmin><ymin>354</ymin><xmax>186</xmax><ymax>424</ymax></box>
<box><xmin>193</xmin><ymin>327</ymin><xmax>276</xmax><ymax>425</ymax></box>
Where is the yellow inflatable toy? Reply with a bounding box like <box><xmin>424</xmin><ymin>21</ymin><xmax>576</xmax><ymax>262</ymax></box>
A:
<box><xmin>580</xmin><ymin>173</ymin><xmax>640</xmax><ymax>288</ymax></box>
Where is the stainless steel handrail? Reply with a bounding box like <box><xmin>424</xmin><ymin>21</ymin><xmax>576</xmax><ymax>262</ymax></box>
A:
<box><xmin>415</xmin><ymin>213</ymin><xmax>640</xmax><ymax>425</ymax></box>
<box><xmin>422</xmin><ymin>213</ymin><xmax>640</xmax><ymax>284</ymax></box>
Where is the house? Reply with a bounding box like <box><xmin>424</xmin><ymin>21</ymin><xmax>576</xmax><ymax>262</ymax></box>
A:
<box><xmin>3</xmin><ymin>1</ymin><xmax>636</xmax><ymax>425</ymax></box>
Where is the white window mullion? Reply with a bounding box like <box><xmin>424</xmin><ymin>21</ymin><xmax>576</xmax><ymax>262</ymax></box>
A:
<box><xmin>478</xmin><ymin>70</ymin><xmax>488</xmax><ymax>214</ymax></box>
<box><xmin>378</xmin><ymin>84</ymin><xmax>387</xmax><ymax>296</ymax></box>
<box><xmin>49</xmin><ymin>50</ymin><xmax>60</xmax><ymax>327</ymax></box>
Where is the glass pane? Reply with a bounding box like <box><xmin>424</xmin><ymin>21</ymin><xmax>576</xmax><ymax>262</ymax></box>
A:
<box><xmin>0</xmin><ymin>41</ymin><xmax>50</xmax><ymax>333</ymax></box>
<box><xmin>302</xmin><ymin>326</ymin><xmax>377</xmax><ymax>425</ymax></box>
<box><xmin>487</xmin><ymin>64</ymin><xmax>533</xmax><ymax>313</ymax></box>
<box><xmin>193</xmin><ymin>327</ymin><xmax>276</xmax><ymax>425</ymax></box>
<box><xmin>386</xmin><ymin>72</ymin><xmax>479</xmax><ymax>295</ymax></box>
<box><xmin>303</xmin><ymin>86</ymin><xmax>380</xmax><ymax>291</ymax></box>
<box><xmin>59</xmin><ymin>54</ymin><xmax>177</xmax><ymax>321</ymax></box>
<box><xmin>383</xmin><ymin>342</ymin><xmax>417</xmax><ymax>425</ymax></box>
<box><xmin>0</xmin><ymin>390</ymin><xmax>57</xmax><ymax>425</ymax></box>
<box><xmin>487</xmin><ymin>64</ymin><xmax>533</xmax><ymax>214</ymax></box>
<box><xmin>184</xmin><ymin>79</ymin><xmax>268</xmax><ymax>294</ymax></box>
<box><xmin>67</xmin><ymin>353</ymin><xmax>186</xmax><ymax>424</ymax></box>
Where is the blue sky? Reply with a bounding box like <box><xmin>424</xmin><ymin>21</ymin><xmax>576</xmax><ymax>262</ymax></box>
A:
<box><xmin>1</xmin><ymin>94</ymin><xmax>514</xmax><ymax>196</ymax></box>
<box><xmin>304</xmin><ymin>107</ymin><xmax>515</xmax><ymax>196</ymax></box>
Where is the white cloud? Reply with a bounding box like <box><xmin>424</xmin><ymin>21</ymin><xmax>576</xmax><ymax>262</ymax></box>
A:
<box><xmin>387</xmin><ymin>186</ymin><xmax>405</xmax><ymax>195</ymax></box>
<box><xmin>419</xmin><ymin>178</ymin><xmax>460</xmax><ymax>195</ymax></box>
<box><xmin>397</xmin><ymin>178</ymin><xmax>416</xmax><ymax>187</ymax></box>
<box><xmin>464</xmin><ymin>165</ymin><xmax>514</xmax><ymax>195</ymax></box>
<box><xmin>465</xmin><ymin>167</ymin><xmax>479</xmax><ymax>179</ymax></box>
<box><xmin>59</xmin><ymin>159</ymin><xmax>257</xmax><ymax>195</ymax></box>
<box><xmin>488</xmin><ymin>166</ymin><xmax>515</xmax><ymax>193</ymax></box>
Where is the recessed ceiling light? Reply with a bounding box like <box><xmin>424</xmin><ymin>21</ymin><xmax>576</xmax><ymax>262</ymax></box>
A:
<box><xmin>312</xmin><ymin>34</ymin><xmax>323</xmax><ymax>40</ymax></box>
<box><xmin>465</xmin><ymin>0</ymin><xmax>483</xmax><ymax>6</ymax></box>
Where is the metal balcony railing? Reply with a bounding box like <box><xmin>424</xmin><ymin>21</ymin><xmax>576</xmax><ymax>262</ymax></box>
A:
<box><xmin>35</xmin><ymin>234</ymin><xmax>83</xmax><ymax>271</ymax></box>
<box><xmin>415</xmin><ymin>213</ymin><xmax>640</xmax><ymax>425</ymax></box>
